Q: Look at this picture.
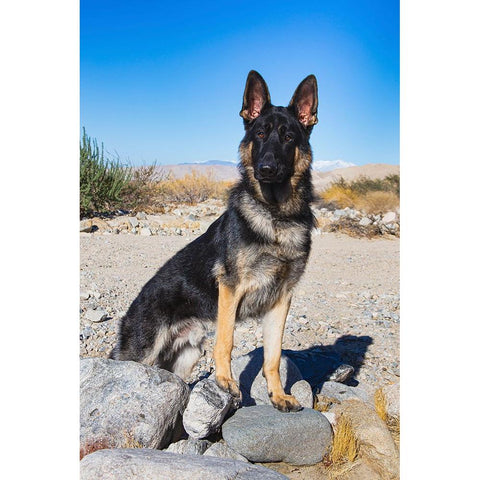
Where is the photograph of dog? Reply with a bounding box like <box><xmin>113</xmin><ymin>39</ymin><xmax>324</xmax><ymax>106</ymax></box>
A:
<box><xmin>111</xmin><ymin>70</ymin><xmax>319</xmax><ymax>412</ymax></box>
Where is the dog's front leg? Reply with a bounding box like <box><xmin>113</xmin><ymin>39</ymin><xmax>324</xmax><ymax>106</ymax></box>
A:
<box><xmin>262</xmin><ymin>294</ymin><xmax>302</xmax><ymax>412</ymax></box>
<box><xmin>213</xmin><ymin>283</ymin><xmax>242</xmax><ymax>401</ymax></box>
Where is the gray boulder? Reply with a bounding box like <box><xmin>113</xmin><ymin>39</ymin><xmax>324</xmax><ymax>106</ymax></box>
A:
<box><xmin>204</xmin><ymin>441</ymin><xmax>249</xmax><ymax>462</ymax></box>
<box><xmin>165</xmin><ymin>438</ymin><xmax>211</xmax><ymax>455</ymax></box>
<box><xmin>222</xmin><ymin>405</ymin><xmax>332</xmax><ymax>465</ymax></box>
<box><xmin>80</xmin><ymin>449</ymin><xmax>288</xmax><ymax>480</ymax></box>
<box><xmin>229</xmin><ymin>348</ymin><xmax>308</xmax><ymax>406</ymax></box>
<box><xmin>182</xmin><ymin>378</ymin><xmax>234</xmax><ymax>439</ymax></box>
<box><xmin>80</xmin><ymin>358</ymin><xmax>189</xmax><ymax>457</ymax></box>
<box><xmin>317</xmin><ymin>380</ymin><xmax>373</xmax><ymax>405</ymax></box>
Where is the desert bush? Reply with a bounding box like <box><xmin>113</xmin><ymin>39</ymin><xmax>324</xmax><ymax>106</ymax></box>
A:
<box><xmin>161</xmin><ymin>169</ymin><xmax>233</xmax><ymax>205</ymax></box>
<box><xmin>120</xmin><ymin>164</ymin><xmax>170</xmax><ymax>213</ymax></box>
<box><xmin>80</xmin><ymin>128</ymin><xmax>132</xmax><ymax>217</ymax></box>
<box><xmin>117</xmin><ymin>167</ymin><xmax>233</xmax><ymax>212</ymax></box>
<box><xmin>355</xmin><ymin>191</ymin><xmax>399</xmax><ymax>214</ymax></box>
<box><xmin>349</xmin><ymin>174</ymin><xmax>399</xmax><ymax>196</ymax></box>
<box><xmin>320</xmin><ymin>175</ymin><xmax>399</xmax><ymax>214</ymax></box>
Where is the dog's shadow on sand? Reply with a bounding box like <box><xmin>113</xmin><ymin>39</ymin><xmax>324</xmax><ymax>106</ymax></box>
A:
<box><xmin>237</xmin><ymin>335</ymin><xmax>373</xmax><ymax>406</ymax></box>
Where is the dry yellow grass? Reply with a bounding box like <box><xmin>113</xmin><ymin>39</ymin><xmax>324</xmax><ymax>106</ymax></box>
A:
<box><xmin>324</xmin><ymin>414</ymin><xmax>359</xmax><ymax>467</ymax></box>
<box><xmin>355</xmin><ymin>191</ymin><xmax>399</xmax><ymax>214</ymax></box>
<box><xmin>321</xmin><ymin>185</ymin><xmax>360</xmax><ymax>209</ymax></box>
<box><xmin>374</xmin><ymin>388</ymin><xmax>400</xmax><ymax>449</ymax></box>
<box><xmin>374</xmin><ymin>388</ymin><xmax>388</xmax><ymax>422</ymax></box>
<box><xmin>320</xmin><ymin>175</ymin><xmax>399</xmax><ymax>215</ymax></box>
<box><xmin>161</xmin><ymin>169</ymin><xmax>233</xmax><ymax>205</ymax></box>
<box><xmin>121</xmin><ymin>167</ymin><xmax>233</xmax><ymax>212</ymax></box>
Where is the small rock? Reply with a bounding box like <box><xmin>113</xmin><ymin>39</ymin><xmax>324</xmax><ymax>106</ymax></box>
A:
<box><xmin>80</xmin><ymin>449</ymin><xmax>288</xmax><ymax>480</ymax></box>
<box><xmin>80</xmin><ymin>219</ymin><xmax>93</xmax><ymax>233</ymax></box>
<box><xmin>127</xmin><ymin>217</ymin><xmax>139</xmax><ymax>228</ymax></box>
<box><xmin>382</xmin><ymin>211</ymin><xmax>397</xmax><ymax>223</ymax></box>
<box><xmin>165</xmin><ymin>438</ymin><xmax>211</xmax><ymax>455</ymax></box>
<box><xmin>358</xmin><ymin>217</ymin><xmax>372</xmax><ymax>226</ymax></box>
<box><xmin>85</xmin><ymin>308</ymin><xmax>108</xmax><ymax>323</ymax></box>
<box><xmin>222</xmin><ymin>405</ymin><xmax>332</xmax><ymax>465</ymax></box>
<box><xmin>328</xmin><ymin>364</ymin><xmax>355</xmax><ymax>383</ymax></box>
<box><xmin>80</xmin><ymin>326</ymin><xmax>94</xmax><ymax>340</ymax></box>
<box><xmin>136</xmin><ymin>211</ymin><xmax>147</xmax><ymax>220</ymax></box>
<box><xmin>290</xmin><ymin>380</ymin><xmax>313</xmax><ymax>408</ymax></box>
<box><xmin>80</xmin><ymin>289</ymin><xmax>90</xmax><ymax>300</ymax></box>
<box><xmin>182</xmin><ymin>378</ymin><xmax>234</xmax><ymax>439</ymax></box>
<box><xmin>203</xmin><ymin>441</ymin><xmax>249</xmax><ymax>462</ymax></box>
<box><xmin>140</xmin><ymin>227</ymin><xmax>152</xmax><ymax>236</ymax></box>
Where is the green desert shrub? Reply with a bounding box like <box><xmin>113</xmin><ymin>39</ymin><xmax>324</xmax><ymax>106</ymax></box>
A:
<box><xmin>80</xmin><ymin>128</ymin><xmax>132</xmax><ymax>217</ymax></box>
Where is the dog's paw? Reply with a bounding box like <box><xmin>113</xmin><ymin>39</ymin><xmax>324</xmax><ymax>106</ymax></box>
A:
<box><xmin>270</xmin><ymin>393</ymin><xmax>303</xmax><ymax>413</ymax></box>
<box><xmin>215</xmin><ymin>375</ymin><xmax>242</xmax><ymax>402</ymax></box>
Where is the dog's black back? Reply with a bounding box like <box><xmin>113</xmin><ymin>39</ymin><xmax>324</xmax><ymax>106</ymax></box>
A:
<box><xmin>111</xmin><ymin>71</ymin><xmax>318</xmax><ymax>380</ymax></box>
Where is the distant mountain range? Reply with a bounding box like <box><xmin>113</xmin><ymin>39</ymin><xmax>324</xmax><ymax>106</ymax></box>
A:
<box><xmin>176</xmin><ymin>159</ymin><xmax>356</xmax><ymax>172</ymax></box>
<box><xmin>179</xmin><ymin>160</ymin><xmax>236</xmax><ymax>167</ymax></box>
<box><xmin>312</xmin><ymin>160</ymin><xmax>356</xmax><ymax>171</ymax></box>
<box><xmin>156</xmin><ymin>161</ymin><xmax>399</xmax><ymax>191</ymax></box>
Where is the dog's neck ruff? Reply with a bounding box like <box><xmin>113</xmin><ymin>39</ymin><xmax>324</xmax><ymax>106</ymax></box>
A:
<box><xmin>235</xmin><ymin>189</ymin><xmax>312</xmax><ymax>244</ymax></box>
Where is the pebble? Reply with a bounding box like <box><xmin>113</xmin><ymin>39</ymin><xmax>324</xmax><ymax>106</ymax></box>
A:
<box><xmin>85</xmin><ymin>308</ymin><xmax>108</xmax><ymax>323</ymax></box>
<box><xmin>80</xmin><ymin>289</ymin><xmax>90</xmax><ymax>300</ymax></box>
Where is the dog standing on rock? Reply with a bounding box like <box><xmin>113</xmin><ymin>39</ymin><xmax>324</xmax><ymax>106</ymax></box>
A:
<box><xmin>111</xmin><ymin>70</ymin><xmax>319</xmax><ymax>412</ymax></box>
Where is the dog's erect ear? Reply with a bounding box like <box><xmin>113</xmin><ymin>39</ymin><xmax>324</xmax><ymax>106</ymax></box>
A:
<box><xmin>288</xmin><ymin>75</ymin><xmax>318</xmax><ymax>128</ymax></box>
<box><xmin>240</xmin><ymin>70</ymin><xmax>271</xmax><ymax>123</ymax></box>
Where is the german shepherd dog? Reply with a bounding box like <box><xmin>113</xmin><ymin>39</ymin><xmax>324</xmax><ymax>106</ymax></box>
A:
<box><xmin>111</xmin><ymin>71</ymin><xmax>318</xmax><ymax>412</ymax></box>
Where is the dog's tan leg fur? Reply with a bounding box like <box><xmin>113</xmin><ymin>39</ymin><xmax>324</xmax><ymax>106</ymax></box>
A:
<box><xmin>262</xmin><ymin>294</ymin><xmax>302</xmax><ymax>412</ymax></box>
<box><xmin>213</xmin><ymin>283</ymin><xmax>241</xmax><ymax>399</ymax></box>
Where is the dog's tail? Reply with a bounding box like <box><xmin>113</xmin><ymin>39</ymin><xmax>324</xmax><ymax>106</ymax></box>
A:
<box><xmin>109</xmin><ymin>317</ymin><xmax>207</xmax><ymax>380</ymax></box>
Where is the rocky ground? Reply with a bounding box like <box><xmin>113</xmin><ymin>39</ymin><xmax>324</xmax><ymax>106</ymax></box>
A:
<box><xmin>79</xmin><ymin>200</ymin><xmax>399</xmax><ymax>479</ymax></box>
<box><xmin>80</xmin><ymin>201</ymin><xmax>399</xmax><ymax>393</ymax></box>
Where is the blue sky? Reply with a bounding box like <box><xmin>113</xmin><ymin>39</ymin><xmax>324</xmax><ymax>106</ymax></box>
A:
<box><xmin>81</xmin><ymin>0</ymin><xmax>399</xmax><ymax>166</ymax></box>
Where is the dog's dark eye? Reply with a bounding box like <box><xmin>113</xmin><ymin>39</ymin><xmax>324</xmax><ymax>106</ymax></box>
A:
<box><xmin>285</xmin><ymin>134</ymin><xmax>292</xmax><ymax>142</ymax></box>
<box><xmin>257</xmin><ymin>131</ymin><xmax>265</xmax><ymax>138</ymax></box>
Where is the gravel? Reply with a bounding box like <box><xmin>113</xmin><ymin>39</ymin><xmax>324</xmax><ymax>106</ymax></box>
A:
<box><xmin>80</xmin><ymin>213</ymin><xmax>399</xmax><ymax>393</ymax></box>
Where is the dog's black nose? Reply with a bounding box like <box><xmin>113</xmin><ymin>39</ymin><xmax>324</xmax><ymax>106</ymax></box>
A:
<box><xmin>258</xmin><ymin>163</ymin><xmax>277</xmax><ymax>178</ymax></box>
